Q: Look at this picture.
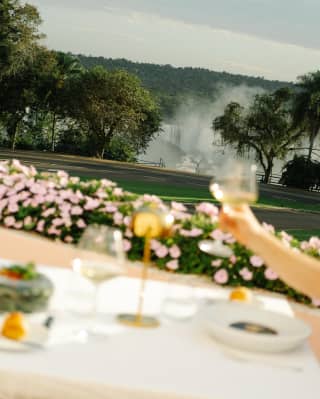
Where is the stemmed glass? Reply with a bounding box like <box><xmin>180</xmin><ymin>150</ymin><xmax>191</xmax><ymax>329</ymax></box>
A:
<box><xmin>73</xmin><ymin>225</ymin><xmax>125</xmax><ymax>337</ymax></box>
<box><xmin>199</xmin><ymin>160</ymin><xmax>258</xmax><ymax>257</ymax></box>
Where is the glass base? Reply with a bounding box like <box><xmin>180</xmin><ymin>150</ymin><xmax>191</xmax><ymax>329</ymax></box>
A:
<box><xmin>117</xmin><ymin>313</ymin><xmax>160</xmax><ymax>328</ymax></box>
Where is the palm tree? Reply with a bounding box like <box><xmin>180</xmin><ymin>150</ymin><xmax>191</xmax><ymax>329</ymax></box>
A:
<box><xmin>45</xmin><ymin>52</ymin><xmax>83</xmax><ymax>151</ymax></box>
<box><xmin>293</xmin><ymin>71</ymin><xmax>320</xmax><ymax>161</ymax></box>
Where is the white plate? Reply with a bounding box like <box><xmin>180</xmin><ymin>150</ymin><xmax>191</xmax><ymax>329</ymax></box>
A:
<box><xmin>203</xmin><ymin>302</ymin><xmax>311</xmax><ymax>353</ymax></box>
<box><xmin>0</xmin><ymin>316</ymin><xmax>49</xmax><ymax>352</ymax></box>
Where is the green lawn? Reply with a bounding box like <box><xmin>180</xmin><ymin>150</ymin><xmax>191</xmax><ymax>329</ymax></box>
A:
<box><xmin>286</xmin><ymin>229</ymin><xmax>320</xmax><ymax>241</ymax></box>
<box><xmin>113</xmin><ymin>178</ymin><xmax>320</xmax><ymax>212</ymax></box>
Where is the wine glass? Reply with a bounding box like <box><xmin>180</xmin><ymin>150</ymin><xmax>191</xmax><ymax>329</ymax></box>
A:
<box><xmin>199</xmin><ymin>160</ymin><xmax>258</xmax><ymax>257</ymax></box>
<box><xmin>73</xmin><ymin>225</ymin><xmax>125</xmax><ymax>337</ymax></box>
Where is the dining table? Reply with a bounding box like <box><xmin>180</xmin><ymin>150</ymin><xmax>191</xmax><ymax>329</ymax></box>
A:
<box><xmin>0</xmin><ymin>264</ymin><xmax>319</xmax><ymax>399</ymax></box>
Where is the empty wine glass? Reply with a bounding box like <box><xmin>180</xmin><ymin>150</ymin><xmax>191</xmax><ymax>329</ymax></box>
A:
<box><xmin>199</xmin><ymin>160</ymin><xmax>258</xmax><ymax>257</ymax></box>
<box><xmin>73</xmin><ymin>225</ymin><xmax>125</xmax><ymax>338</ymax></box>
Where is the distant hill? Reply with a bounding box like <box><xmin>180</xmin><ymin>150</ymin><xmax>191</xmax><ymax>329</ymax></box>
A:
<box><xmin>75</xmin><ymin>54</ymin><xmax>291</xmax><ymax>119</ymax></box>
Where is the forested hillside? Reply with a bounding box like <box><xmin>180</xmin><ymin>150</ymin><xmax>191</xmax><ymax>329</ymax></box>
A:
<box><xmin>76</xmin><ymin>54</ymin><xmax>290</xmax><ymax>118</ymax></box>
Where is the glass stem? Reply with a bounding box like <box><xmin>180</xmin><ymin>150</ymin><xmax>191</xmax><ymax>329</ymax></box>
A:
<box><xmin>91</xmin><ymin>283</ymin><xmax>100</xmax><ymax>322</ymax></box>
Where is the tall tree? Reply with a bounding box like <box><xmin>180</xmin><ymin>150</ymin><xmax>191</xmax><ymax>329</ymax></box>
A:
<box><xmin>213</xmin><ymin>88</ymin><xmax>303</xmax><ymax>183</ymax></box>
<box><xmin>38</xmin><ymin>52</ymin><xmax>83</xmax><ymax>151</ymax></box>
<box><xmin>69</xmin><ymin>67</ymin><xmax>161</xmax><ymax>158</ymax></box>
<box><xmin>293</xmin><ymin>71</ymin><xmax>320</xmax><ymax>161</ymax></box>
<box><xmin>0</xmin><ymin>0</ymin><xmax>43</xmax><ymax>79</ymax></box>
<box><xmin>0</xmin><ymin>46</ymin><xmax>57</xmax><ymax>150</ymax></box>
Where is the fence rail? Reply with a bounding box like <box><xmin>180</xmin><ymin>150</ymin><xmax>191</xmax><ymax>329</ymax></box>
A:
<box><xmin>136</xmin><ymin>158</ymin><xmax>165</xmax><ymax>168</ymax></box>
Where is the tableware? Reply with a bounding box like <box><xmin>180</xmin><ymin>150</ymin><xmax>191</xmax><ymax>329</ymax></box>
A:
<box><xmin>203</xmin><ymin>302</ymin><xmax>311</xmax><ymax>353</ymax></box>
<box><xmin>118</xmin><ymin>206</ymin><xmax>174</xmax><ymax>328</ymax></box>
<box><xmin>74</xmin><ymin>225</ymin><xmax>125</xmax><ymax>336</ymax></box>
<box><xmin>0</xmin><ymin>263</ymin><xmax>54</xmax><ymax>313</ymax></box>
<box><xmin>199</xmin><ymin>160</ymin><xmax>257</xmax><ymax>257</ymax></box>
<box><xmin>0</xmin><ymin>315</ymin><xmax>54</xmax><ymax>352</ymax></box>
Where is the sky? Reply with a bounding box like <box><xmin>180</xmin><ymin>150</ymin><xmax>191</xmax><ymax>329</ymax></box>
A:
<box><xmin>32</xmin><ymin>0</ymin><xmax>320</xmax><ymax>81</ymax></box>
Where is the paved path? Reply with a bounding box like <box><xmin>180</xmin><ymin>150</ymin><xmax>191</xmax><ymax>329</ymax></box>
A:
<box><xmin>0</xmin><ymin>149</ymin><xmax>319</xmax><ymax>230</ymax></box>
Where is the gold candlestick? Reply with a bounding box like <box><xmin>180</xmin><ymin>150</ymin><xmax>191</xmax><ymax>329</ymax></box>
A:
<box><xmin>118</xmin><ymin>206</ymin><xmax>174</xmax><ymax>328</ymax></box>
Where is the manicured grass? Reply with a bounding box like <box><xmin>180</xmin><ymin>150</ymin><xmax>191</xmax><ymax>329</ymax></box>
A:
<box><xmin>286</xmin><ymin>229</ymin><xmax>320</xmax><ymax>241</ymax></box>
<box><xmin>113</xmin><ymin>178</ymin><xmax>320</xmax><ymax>212</ymax></box>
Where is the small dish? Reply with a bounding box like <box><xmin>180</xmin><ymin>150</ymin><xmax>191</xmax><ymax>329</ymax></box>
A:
<box><xmin>203</xmin><ymin>302</ymin><xmax>311</xmax><ymax>353</ymax></box>
<box><xmin>0</xmin><ymin>316</ymin><xmax>49</xmax><ymax>352</ymax></box>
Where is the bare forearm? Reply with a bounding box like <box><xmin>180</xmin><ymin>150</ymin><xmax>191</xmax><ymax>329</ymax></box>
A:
<box><xmin>249</xmin><ymin>228</ymin><xmax>320</xmax><ymax>298</ymax></box>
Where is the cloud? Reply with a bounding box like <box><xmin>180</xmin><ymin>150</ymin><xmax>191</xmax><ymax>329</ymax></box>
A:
<box><xmin>32</xmin><ymin>0</ymin><xmax>320</xmax><ymax>81</ymax></box>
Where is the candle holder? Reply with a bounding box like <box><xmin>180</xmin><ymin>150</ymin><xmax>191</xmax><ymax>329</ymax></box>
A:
<box><xmin>117</xmin><ymin>206</ymin><xmax>174</xmax><ymax>328</ymax></box>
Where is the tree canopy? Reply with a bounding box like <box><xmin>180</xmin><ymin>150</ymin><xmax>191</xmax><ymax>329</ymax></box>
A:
<box><xmin>293</xmin><ymin>71</ymin><xmax>320</xmax><ymax>160</ymax></box>
<box><xmin>213</xmin><ymin>88</ymin><xmax>303</xmax><ymax>183</ymax></box>
<box><xmin>0</xmin><ymin>0</ymin><xmax>43</xmax><ymax>79</ymax></box>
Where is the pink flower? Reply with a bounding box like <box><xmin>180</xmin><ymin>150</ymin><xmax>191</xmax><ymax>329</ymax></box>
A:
<box><xmin>52</xmin><ymin>218</ymin><xmax>64</xmax><ymax>227</ymax></box>
<box><xmin>14</xmin><ymin>221</ymin><xmax>23</xmax><ymax>229</ymax></box>
<box><xmin>171</xmin><ymin>201</ymin><xmax>187</xmax><ymax>212</ymax></box>
<box><xmin>280</xmin><ymin>231</ymin><xmax>293</xmax><ymax>243</ymax></box>
<box><xmin>42</xmin><ymin>208</ymin><xmax>56</xmax><ymax>217</ymax></box>
<box><xmin>166</xmin><ymin>259</ymin><xmax>179</xmax><ymax>270</ymax></box>
<box><xmin>4</xmin><ymin>216</ymin><xmax>15</xmax><ymax>227</ymax></box>
<box><xmin>57</xmin><ymin>170</ymin><xmax>68</xmax><ymax>179</ymax></box>
<box><xmin>311</xmin><ymin>298</ymin><xmax>320</xmax><ymax>307</ymax></box>
<box><xmin>76</xmin><ymin>219</ymin><xmax>87</xmax><ymax>229</ymax></box>
<box><xmin>24</xmin><ymin>216</ymin><xmax>33</xmax><ymax>226</ymax></box>
<box><xmin>0</xmin><ymin>185</ymin><xmax>8</xmax><ymax>198</ymax></box>
<box><xmin>214</xmin><ymin>269</ymin><xmax>229</xmax><ymax>284</ymax></box>
<box><xmin>125</xmin><ymin>228</ymin><xmax>133</xmax><ymax>238</ymax></box>
<box><xmin>8</xmin><ymin>203</ymin><xmax>19</xmax><ymax>213</ymax></box>
<box><xmin>104</xmin><ymin>204</ymin><xmax>117</xmax><ymax>213</ymax></box>
<box><xmin>113</xmin><ymin>188</ymin><xmax>123</xmax><ymax>196</ymax></box>
<box><xmin>300</xmin><ymin>241</ymin><xmax>310</xmax><ymax>251</ymax></box>
<box><xmin>240</xmin><ymin>267</ymin><xmax>253</xmax><ymax>281</ymax></box>
<box><xmin>151</xmin><ymin>239</ymin><xmax>161</xmax><ymax>251</ymax></box>
<box><xmin>123</xmin><ymin>216</ymin><xmax>132</xmax><ymax>227</ymax></box>
<box><xmin>123</xmin><ymin>239</ymin><xmax>132</xmax><ymax>252</ymax></box>
<box><xmin>171</xmin><ymin>210</ymin><xmax>191</xmax><ymax>221</ymax></box>
<box><xmin>211</xmin><ymin>259</ymin><xmax>222</xmax><ymax>267</ymax></box>
<box><xmin>210</xmin><ymin>229</ymin><xmax>226</xmax><ymax>241</ymax></box>
<box><xmin>250</xmin><ymin>255</ymin><xmax>264</xmax><ymax>268</ymax></box>
<box><xmin>169</xmin><ymin>245</ymin><xmax>181</xmax><ymax>259</ymax></box>
<box><xmin>36</xmin><ymin>220</ymin><xmax>45</xmax><ymax>232</ymax></box>
<box><xmin>229</xmin><ymin>255</ymin><xmax>237</xmax><ymax>265</ymax></box>
<box><xmin>180</xmin><ymin>228</ymin><xmax>203</xmax><ymax>237</ymax></box>
<box><xmin>14</xmin><ymin>182</ymin><xmax>25</xmax><ymax>192</ymax></box>
<box><xmin>47</xmin><ymin>226</ymin><xmax>61</xmax><ymax>236</ymax></box>
<box><xmin>64</xmin><ymin>235</ymin><xmax>74</xmax><ymax>243</ymax></box>
<box><xmin>196</xmin><ymin>202</ymin><xmax>219</xmax><ymax>217</ymax></box>
<box><xmin>113</xmin><ymin>212</ymin><xmax>123</xmax><ymax>225</ymax></box>
<box><xmin>264</xmin><ymin>268</ymin><xmax>278</xmax><ymax>280</ymax></box>
<box><xmin>262</xmin><ymin>222</ymin><xmax>275</xmax><ymax>234</ymax></box>
<box><xmin>71</xmin><ymin>206</ymin><xmax>83</xmax><ymax>216</ymax></box>
<box><xmin>309</xmin><ymin>237</ymin><xmax>320</xmax><ymax>250</ymax></box>
<box><xmin>84</xmin><ymin>198</ymin><xmax>100</xmax><ymax>211</ymax></box>
<box><xmin>155</xmin><ymin>245</ymin><xmax>169</xmax><ymax>258</ymax></box>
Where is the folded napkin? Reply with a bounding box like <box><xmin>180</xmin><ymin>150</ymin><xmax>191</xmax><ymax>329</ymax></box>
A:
<box><xmin>0</xmin><ymin>369</ymin><xmax>202</xmax><ymax>399</ymax></box>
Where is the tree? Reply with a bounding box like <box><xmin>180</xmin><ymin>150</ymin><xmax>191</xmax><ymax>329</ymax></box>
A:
<box><xmin>213</xmin><ymin>88</ymin><xmax>303</xmax><ymax>183</ymax></box>
<box><xmin>69</xmin><ymin>67</ymin><xmax>161</xmax><ymax>158</ymax></box>
<box><xmin>38</xmin><ymin>52</ymin><xmax>83</xmax><ymax>151</ymax></box>
<box><xmin>0</xmin><ymin>46</ymin><xmax>57</xmax><ymax>150</ymax></box>
<box><xmin>0</xmin><ymin>0</ymin><xmax>43</xmax><ymax>79</ymax></box>
<box><xmin>293</xmin><ymin>71</ymin><xmax>320</xmax><ymax>161</ymax></box>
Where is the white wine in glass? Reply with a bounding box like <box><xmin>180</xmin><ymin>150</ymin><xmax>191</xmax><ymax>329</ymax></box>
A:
<box><xmin>73</xmin><ymin>225</ymin><xmax>125</xmax><ymax>337</ymax></box>
<box><xmin>199</xmin><ymin>161</ymin><xmax>258</xmax><ymax>257</ymax></box>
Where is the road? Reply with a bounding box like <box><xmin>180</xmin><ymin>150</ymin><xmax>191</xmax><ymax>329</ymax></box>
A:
<box><xmin>0</xmin><ymin>149</ymin><xmax>319</xmax><ymax>230</ymax></box>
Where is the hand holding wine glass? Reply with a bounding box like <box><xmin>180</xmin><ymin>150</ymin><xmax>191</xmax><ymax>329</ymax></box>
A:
<box><xmin>199</xmin><ymin>160</ymin><xmax>258</xmax><ymax>257</ymax></box>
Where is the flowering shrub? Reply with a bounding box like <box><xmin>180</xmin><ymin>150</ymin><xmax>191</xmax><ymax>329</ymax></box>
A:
<box><xmin>0</xmin><ymin>160</ymin><xmax>320</xmax><ymax>307</ymax></box>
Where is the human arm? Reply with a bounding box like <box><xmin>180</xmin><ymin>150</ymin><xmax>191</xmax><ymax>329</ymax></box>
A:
<box><xmin>219</xmin><ymin>205</ymin><xmax>320</xmax><ymax>298</ymax></box>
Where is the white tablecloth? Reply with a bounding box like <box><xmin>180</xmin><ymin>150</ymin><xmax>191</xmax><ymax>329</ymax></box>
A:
<box><xmin>0</xmin><ymin>266</ymin><xmax>319</xmax><ymax>399</ymax></box>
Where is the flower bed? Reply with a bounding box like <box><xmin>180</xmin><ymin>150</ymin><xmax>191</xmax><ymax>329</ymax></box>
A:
<box><xmin>0</xmin><ymin>160</ymin><xmax>319</xmax><ymax>307</ymax></box>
